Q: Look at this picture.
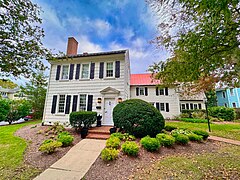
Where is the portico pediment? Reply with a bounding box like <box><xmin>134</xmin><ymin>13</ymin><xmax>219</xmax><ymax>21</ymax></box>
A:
<box><xmin>100</xmin><ymin>87</ymin><xmax>120</xmax><ymax>94</ymax></box>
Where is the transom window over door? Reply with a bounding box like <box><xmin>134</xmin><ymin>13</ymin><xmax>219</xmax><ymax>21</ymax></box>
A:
<box><xmin>58</xmin><ymin>95</ymin><xmax>65</xmax><ymax>113</ymax></box>
<box><xmin>106</xmin><ymin>62</ymin><xmax>114</xmax><ymax>77</ymax></box>
<box><xmin>79</xmin><ymin>94</ymin><xmax>87</xmax><ymax>111</ymax></box>
<box><xmin>81</xmin><ymin>64</ymin><xmax>90</xmax><ymax>79</ymax></box>
<box><xmin>61</xmin><ymin>65</ymin><xmax>69</xmax><ymax>80</ymax></box>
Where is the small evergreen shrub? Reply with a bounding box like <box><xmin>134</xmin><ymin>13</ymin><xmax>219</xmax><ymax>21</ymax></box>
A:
<box><xmin>174</xmin><ymin>134</ymin><xmax>189</xmax><ymax>145</ymax></box>
<box><xmin>192</xmin><ymin>130</ymin><xmax>209</xmax><ymax>140</ymax></box>
<box><xmin>45</xmin><ymin>122</ymin><xmax>65</xmax><ymax>135</ymax></box>
<box><xmin>39</xmin><ymin>141</ymin><xmax>62</xmax><ymax>154</ymax></box>
<box><xmin>192</xmin><ymin>111</ymin><xmax>206</xmax><ymax>119</ymax></box>
<box><xmin>110</xmin><ymin>132</ymin><xmax>124</xmax><ymax>140</ymax></box>
<box><xmin>171</xmin><ymin>129</ymin><xmax>193</xmax><ymax>136</ymax></box>
<box><xmin>42</xmin><ymin>139</ymin><xmax>54</xmax><ymax>144</ymax></box>
<box><xmin>101</xmin><ymin>148</ymin><xmax>119</xmax><ymax>161</ymax></box>
<box><xmin>140</xmin><ymin>136</ymin><xmax>160</xmax><ymax>152</ymax></box>
<box><xmin>164</xmin><ymin>125</ymin><xmax>177</xmax><ymax>131</ymax></box>
<box><xmin>57</xmin><ymin>132</ymin><xmax>74</xmax><ymax>147</ymax></box>
<box><xmin>106</xmin><ymin>137</ymin><xmax>121</xmax><ymax>149</ymax></box>
<box><xmin>156</xmin><ymin>133</ymin><xmax>175</xmax><ymax>147</ymax></box>
<box><xmin>122</xmin><ymin>133</ymin><xmax>136</xmax><ymax>141</ymax></box>
<box><xmin>188</xmin><ymin>134</ymin><xmax>203</xmax><ymax>142</ymax></box>
<box><xmin>113</xmin><ymin>99</ymin><xmax>165</xmax><ymax>138</ymax></box>
<box><xmin>121</xmin><ymin>141</ymin><xmax>139</xmax><ymax>156</ymax></box>
<box><xmin>208</xmin><ymin>106</ymin><xmax>236</xmax><ymax>121</ymax></box>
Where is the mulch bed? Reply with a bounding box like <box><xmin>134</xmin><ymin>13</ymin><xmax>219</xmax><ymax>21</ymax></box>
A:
<box><xmin>85</xmin><ymin>140</ymin><xmax>225</xmax><ymax>180</ymax></box>
<box><xmin>15</xmin><ymin>123</ymin><xmax>81</xmax><ymax>170</ymax></box>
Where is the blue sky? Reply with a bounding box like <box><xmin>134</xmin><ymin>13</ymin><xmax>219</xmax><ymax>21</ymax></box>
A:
<box><xmin>35</xmin><ymin>0</ymin><xmax>169</xmax><ymax>74</ymax></box>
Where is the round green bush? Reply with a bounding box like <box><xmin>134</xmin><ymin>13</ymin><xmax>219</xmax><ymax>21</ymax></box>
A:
<box><xmin>106</xmin><ymin>137</ymin><xmax>121</xmax><ymax>149</ymax></box>
<box><xmin>174</xmin><ymin>134</ymin><xmax>189</xmax><ymax>145</ymax></box>
<box><xmin>156</xmin><ymin>133</ymin><xmax>175</xmax><ymax>147</ymax></box>
<box><xmin>140</xmin><ymin>136</ymin><xmax>160</xmax><ymax>152</ymax></box>
<box><xmin>57</xmin><ymin>132</ymin><xmax>74</xmax><ymax>147</ymax></box>
<box><xmin>101</xmin><ymin>148</ymin><xmax>119</xmax><ymax>161</ymax></box>
<box><xmin>110</xmin><ymin>132</ymin><xmax>124</xmax><ymax>140</ymax></box>
<box><xmin>188</xmin><ymin>134</ymin><xmax>203</xmax><ymax>142</ymax></box>
<box><xmin>192</xmin><ymin>130</ymin><xmax>209</xmax><ymax>140</ymax></box>
<box><xmin>113</xmin><ymin>99</ymin><xmax>165</xmax><ymax>137</ymax></box>
<box><xmin>39</xmin><ymin>141</ymin><xmax>62</xmax><ymax>154</ymax></box>
<box><xmin>121</xmin><ymin>141</ymin><xmax>139</xmax><ymax>156</ymax></box>
<box><xmin>164</xmin><ymin>125</ymin><xmax>177</xmax><ymax>132</ymax></box>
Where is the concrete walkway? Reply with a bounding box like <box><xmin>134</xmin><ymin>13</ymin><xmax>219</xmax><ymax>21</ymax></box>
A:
<box><xmin>34</xmin><ymin>139</ymin><xmax>106</xmax><ymax>180</ymax></box>
<box><xmin>209</xmin><ymin>136</ymin><xmax>240</xmax><ymax>146</ymax></box>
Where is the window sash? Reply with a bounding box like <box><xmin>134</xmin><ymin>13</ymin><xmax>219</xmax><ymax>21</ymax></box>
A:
<box><xmin>181</xmin><ymin>104</ymin><xmax>186</xmax><ymax>110</ymax></box>
<box><xmin>61</xmin><ymin>65</ymin><xmax>69</xmax><ymax>80</ymax></box>
<box><xmin>160</xmin><ymin>103</ymin><xmax>165</xmax><ymax>111</ymax></box>
<box><xmin>58</xmin><ymin>95</ymin><xmax>65</xmax><ymax>113</ymax></box>
<box><xmin>81</xmin><ymin>64</ymin><xmax>90</xmax><ymax>79</ymax></box>
<box><xmin>139</xmin><ymin>87</ymin><xmax>145</xmax><ymax>95</ymax></box>
<box><xmin>79</xmin><ymin>94</ymin><xmax>87</xmax><ymax>111</ymax></box>
<box><xmin>106</xmin><ymin>62</ymin><xmax>114</xmax><ymax>77</ymax></box>
<box><xmin>159</xmin><ymin>88</ymin><xmax>164</xmax><ymax>95</ymax></box>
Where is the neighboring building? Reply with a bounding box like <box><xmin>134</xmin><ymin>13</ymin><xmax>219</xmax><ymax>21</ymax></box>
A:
<box><xmin>43</xmin><ymin>37</ymin><xmax>130</xmax><ymax>125</ymax></box>
<box><xmin>0</xmin><ymin>87</ymin><xmax>20</xmax><ymax>100</ymax></box>
<box><xmin>216</xmin><ymin>88</ymin><xmax>240</xmax><ymax>108</ymax></box>
<box><xmin>130</xmin><ymin>74</ymin><xmax>180</xmax><ymax>119</ymax></box>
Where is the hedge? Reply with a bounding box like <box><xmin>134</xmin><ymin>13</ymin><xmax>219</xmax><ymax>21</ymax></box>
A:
<box><xmin>208</xmin><ymin>106</ymin><xmax>236</xmax><ymax>121</ymax></box>
<box><xmin>70</xmin><ymin>111</ymin><xmax>97</xmax><ymax>130</ymax></box>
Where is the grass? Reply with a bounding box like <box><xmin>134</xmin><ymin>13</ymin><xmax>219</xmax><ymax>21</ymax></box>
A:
<box><xmin>166</xmin><ymin>121</ymin><xmax>240</xmax><ymax>141</ymax></box>
<box><xmin>179</xmin><ymin>118</ymin><xmax>207</xmax><ymax>123</ymax></box>
<box><xmin>133</xmin><ymin>145</ymin><xmax>240</xmax><ymax>179</ymax></box>
<box><xmin>0</xmin><ymin>120</ymin><xmax>42</xmax><ymax>179</ymax></box>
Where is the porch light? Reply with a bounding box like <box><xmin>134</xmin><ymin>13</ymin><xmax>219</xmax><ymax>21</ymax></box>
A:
<box><xmin>97</xmin><ymin>98</ymin><xmax>102</xmax><ymax>103</ymax></box>
<box><xmin>118</xmin><ymin>98</ymin><xmax>122</xmax><ymax>103</ymax></box>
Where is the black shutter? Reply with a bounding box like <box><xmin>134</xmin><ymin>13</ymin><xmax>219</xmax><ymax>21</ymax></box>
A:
<box><xmin>72</xmin><ymin>95</ymin><xmax>78</xmax><ymax>112</ymax></box>
<box><xmin>165</xmin><ymin>87</ymin><xmax>169</xmax><ymax>96</ymax></box>
<box><xmin>166</xmin><ymin>103</ymin><xmax>169</xmax><ymax>112</ymax></box>
<box><xmin>65</xmin><ymin>95</ymin><xmax>71</xmax><ymax>114</ymax></box>
<box><xmin>87</xmin><ymin>95</ymin><xmax>93</xmax><ymax>111</ymax></box>
<box><xmin>56</xmin><ymin>65</ymin><xmax>61</xmax><ymax>80</ymax></box>
<box><xmin>145</xmin><ymin>87</ymin><xmax>148</xmax><ymax>96</ymax></box>
<box><xmin>90</xmin><ymin>63</ymin><xmax>95</xmax><ymax>79</ymax></box>
<box><xmin>69</xmin><ymin>64</ymin><xmax>74</xmax><ymax>80</ymax></box>
<box><xmin>75</xmin><ymin>64</ymin><xmax>80</xmax><ymax>79</ymax></box>
<box><xmin>115</xmin><ymin>61</ymin><xmax>120</xmax><ymax>78</ymax></box>
<box><xmin>99</xmin><ymin>62</ymin><xmax>104</xmax><ymax>79</ymax></box>
<box><xmin>136</xmin><ymin>87</ymin><xmax>139</xmax><ymax>96</ymax></box>
<box><xmin>156</xmin><ymin>103</ymin><xmax>160</xmax><ymax>111</ymax></box>
<box><xmin>156</xmin><ymin>87</ymin><xmax>159</xmax><ymax>96</ymax></box>
<box><xmin>51</xmin><ymin>95</ymin><xmax>58</xmax><ymax>114</ymax></box>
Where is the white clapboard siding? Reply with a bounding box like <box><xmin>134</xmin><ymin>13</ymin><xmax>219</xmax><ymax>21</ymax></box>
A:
<box><xmin>130</xmin><ymin>85</ymin><xmax>181</xmax><ymax>119</ymax></box>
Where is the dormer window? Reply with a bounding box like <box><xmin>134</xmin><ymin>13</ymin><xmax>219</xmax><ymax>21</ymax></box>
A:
<box><xmin>61</xmin><ymin>65</ymin><xmax>69</xmax><ymax>80</ymax></box>
<box><xmin>106</xmin><ymin>62</ymin><xmax>114</xmax><ymax>77</ymax></box>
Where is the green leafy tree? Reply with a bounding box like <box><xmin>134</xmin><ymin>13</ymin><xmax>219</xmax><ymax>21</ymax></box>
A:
<box><xmin>148</xmin><ymin>0</ymin><xmax>240</xmax><ymax>92</ymax></box>
<box><xmin>0</xmin><ymin>79</ymin><xmax>18</xmax><ymax>89</ymax></box>
<box><xmin>0</xmin><ymin>0</ymin><xmax>51</xmax><ymax>78</ymax></box>
<box><xmin>205</xmin><ymin>90</ymin><xmax>217</xmax><ymax>107</ymax></box>
<box><xmin>21</xmin><ymin>72</ymin><xmax>47</xmax><ymax>119</ymax></box>
<box><xmin>0</xmin><ymin>99</ymin><xmax>10</xmax><ymax>121</ymax></box>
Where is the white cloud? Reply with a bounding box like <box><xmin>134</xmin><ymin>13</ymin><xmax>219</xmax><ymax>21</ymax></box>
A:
<box><xmin>122</xmin><ymin>28</ymin><xmax>135</xmax><ymax>41</ymax></box>
<box><xmin>93</xmin><ymin>19</ymin><xmax>112</xmax><ymax>37</ymax></box>
<box><xmin>76</xmin><ymin>35</ymin><xmax>103</xmax><ymax>53</ymax></box>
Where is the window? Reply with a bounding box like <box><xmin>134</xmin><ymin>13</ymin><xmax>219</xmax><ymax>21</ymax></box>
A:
<box><xmin>79</xmin><ymin>94</ymin><xmax>87</xmax><ymax>111</ymax></box>
<box><xmin>160</xmin><ymin>103</ymin><xmax>165</xmax><ymax>111</ymax></box>
<box><xmin>224</xmin><ymin>103</ymin><xmax>228</xmax><ymax>107</ymax></box>
<box><xmin>232</xmin><ymin>102</ymin><xmax>236</xmax><ymax>108</ymax></box>
<box><xmin>58</xmin><ymin>95</ymin><xmax>65</xmax><ymax>113</ymax></box>
<box><xmin>181</xmin><ymin>104</ymin><xmax>186</xmax><ymax>110</ymax></box>
<box><xmin>194</xmin><ymin>104</ymin><xmax>198</xmax><ymax>109</ymax></box>
<box><xmin>190</xmin><ymin>103</ymin><xmax>193</xmax><ymax>110</ymax></box>
<box><xmin>198</xmin><ymin>103</ymin><xmax>202</xmax><ymax>109</ymax></box>
<box><xmin>222</xmin><ymin>92</ymin><xmax>226</xmax><ymax>98</ymax></box>
<box><xmin>186</xmin><ymin>103</ymin><xmax>189</xmax><ymax>110</ymax></box>
<box><xmin>230</xmin><ymin>89</ymin><xmax>234</xmax><ymax>96</ymax></box>
<box><xmin>139</xmin><ymin>87</ymin><xmax>145</xmax><ymax>95</ymax></box>
<box><xmin>159</xmin><ymin>88</ymin><xmax>164</xmax><ymax>95</ymax></box>
<box><xmin>106</xmin><ymin>62</ymin><xmax>114</xmax><ymax>77</ymax></box>
<box><xmin>61</xmin><ymin>65</ymin><xmax>69</xmax><ymax>80</ymax></box>
<box><xmin>81</xmin><ymin>64</ymin><xmax>90</xmax><ymax>79</ymax></box>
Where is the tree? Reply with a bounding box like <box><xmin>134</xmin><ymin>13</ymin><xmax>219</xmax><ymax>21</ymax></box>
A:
<box><xmin>0</xmin><ymin>98</ymin><xmax>10</xmax><ymax>121</ymax></box>
<box><xmin>205</xmin><ymin>90</ymin><xmax>217</xmax><ymax>107</ymax></box>
<box><xmin>21</xmin><ymin>72</ymin><xmax>47</xmax><ymax>119</ymax></box>
<box><xmin>148</xmin><ymin>0</ymin><xmax>240</xmax><ymax>92</ymax></box>
<box><xmin>0</xmin><ymin>0</ymin><xmax>51</xmax><ymax>78</ymax></box>
<box><xmin>0</xmin><ymin>79</ymin><xmax>18</xmax><ymax>89</ymax></box>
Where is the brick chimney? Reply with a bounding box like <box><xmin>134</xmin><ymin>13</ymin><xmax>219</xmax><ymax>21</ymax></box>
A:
<box><xmin>67</xmin><ymin>37</ymin><xmax>78</xmax><ymax>56</ymax></box>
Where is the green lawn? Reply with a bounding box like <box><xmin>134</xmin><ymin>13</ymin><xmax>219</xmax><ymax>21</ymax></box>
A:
<box><xmin>166</xmin><ymin>121</ymin><xmax>240</xmax><ymax>141</ymax></box>
<box><xmin>133</xmin><ymin>145</ymin><xmax>240</xmax><ymax>179</ymax></box>
<box><xmin>0</xmin><ymin>120</ymin><xmax>42</xmax><ymax>179</ymax></box>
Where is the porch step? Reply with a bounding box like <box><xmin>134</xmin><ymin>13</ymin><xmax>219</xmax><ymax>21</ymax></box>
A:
<box><xmin>86</xmin><ymin>133</ymin><xmax>110</xmax><ymax>140</ymax></box>
<box><xmin>86</xmin><ymin>126</ymin><xmax>112</xmax><ymax>140</ymax></box>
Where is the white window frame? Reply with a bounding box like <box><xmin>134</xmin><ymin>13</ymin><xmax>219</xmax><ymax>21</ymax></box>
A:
<box><xmin>139</xmin><ymin>87</ymin><xmax>145</xmax><ymax>96</ymax></box>
<box><xmin>194</xmin><ymin>104</ymin><xmax>198</xmax><ymax>109</ymax></box>
<box><xmin>80</xmin><ymin>63</ymin><xmax>90</xmax><ymax>79</ymax></box>
<box><xmin>230</xmin><ymin>89</ymin><xmax>234</xmax><ymax>96</ymax></box>
<box><xmin>160</xmin><ymin>103</ymin><xmax>165</xmax><ymax>111</ymax></box>
<box><xmin>79</xmin><ymin>94</ymin><xmax>88</xmax><ymax>111</ymax></box>
<box><xmin>61</xmin><ymin>65</ymin><xmax>70</xmax><ymax>80</ymax></box>
<box><xmin>57</xmin><ymin>94</ymin><xmax>66</xmax><ymax>113</ymax></box>
<box><xmin>159</xmin><ymin>88</ymin><xmax>165</xmax><ymax>95</ymax></box>
<box><xmin>104</xmin><ymin>61</ymin><xmax>115</xmax><ymax>78</ymax></box>
<box><xmin>181</xmin><ymin>104</ymin><xmax>186</xmax><ymax>110</ymax></box>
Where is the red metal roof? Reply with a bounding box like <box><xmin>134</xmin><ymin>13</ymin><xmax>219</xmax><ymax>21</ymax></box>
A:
<box><xmin>130</xmin><ymin>73</ymin><xmax>161</xmax><ymax>85</ymax></box>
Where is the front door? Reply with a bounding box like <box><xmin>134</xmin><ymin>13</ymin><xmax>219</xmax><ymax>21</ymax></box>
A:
<box><xmin>103</xmin><ymin>98</ymin><xmax>115</xmax><ymax>125</ymax></box>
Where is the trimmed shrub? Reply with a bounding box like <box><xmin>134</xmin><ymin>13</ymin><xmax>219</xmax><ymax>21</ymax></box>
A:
<box><xmin>208</xmin><ymin>106</ymin><xmax>236</xmax><ymax>121</ymax></box>
<box><xmin>192</xmin><ymin>130</ymin><xmax>209</xmax><ymax>140</ymax></box>
<box><xmin>39</xmin><ymin>140</ymin><xmax>62</xmax><ymax>154</ymax></box>
<box><xmin>121</xmin><ymin>141</ymin><xmax>139</xmax><ymax>156</ymax></box>
<box><xmin>188</xmin><ymin>134</ymin><xmax>203</xmax><ymax>142</ymax></box>
<box><xmin>110</xmin><ymin>132</ymin><xmax>124</xmax><ymax>140</ymax></box>
<box><xmin>140</xmin><ymin>136</ymin><xmax>160</xmax><ymax>152</ymax></box>
<box><xmin>174</xmin><ymin>134</ymin><xmax>189</xmax><ymax>145</ymax></box>
<box><xmin>57</xmin><ymin>132</ymin><xmax>74</xmax><ymax>147</ymax></box>
<box><xmin>156</xmin><ymin>133</ymin><xmax>175</xmax><ymax>147</ymax></box>
<box><xmin>101</xmin><ymin>148</ymin><xmax>119</xmax><ymax>161</ymax></box>
<box><xmin>192</xmin><ymin>111</ymin><xmax>205</xmax><ymax>119</ymax></box>
<box><xmin>113</xmin><ymin>99</ymin><xmax>165</xmax><ymax>138</ymax></box>
<box><xmin>235</xmin><ymin>108</ymin><xmax>240</xmax><ymax>120</ymax></box>
<box><xmin>106</xmin><ymin>137</ymin><xmax>121</xmax><ymax>149</ymax></box>
<box><xmin>164</xmin><ymin>125</ymin><xmax>177</xmax><ymax>131</ymax></box>
<box><xmin>70</xmin><ymin>111</ymin><xmax>97</xmax><ymax>131</ymax></box>
<box><xmin>171</xmin><ymin>128</ymin><xmax>193</xmax><ymax>136</ymax></box>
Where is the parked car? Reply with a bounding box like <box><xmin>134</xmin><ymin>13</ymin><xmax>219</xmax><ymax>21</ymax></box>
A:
<box><xmin>23</xmin><ymin>114</ymin><xmax>33</xmax><ymax>121</ymax></box>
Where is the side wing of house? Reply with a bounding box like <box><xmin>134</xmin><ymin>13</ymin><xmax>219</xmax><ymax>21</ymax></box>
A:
<box><xmin>179</xmin><ymin>92</ymin><xmax>206</xmax><ymax>111</ymax></box>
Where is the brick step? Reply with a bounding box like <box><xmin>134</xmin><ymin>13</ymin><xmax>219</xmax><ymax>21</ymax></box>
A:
<box><xmin>86</xmin><ymin>133</ymin><xmax>110</xmax><ymax>140</ymax></box>
<box><xmin>88</xmin><ymin>129</ymin><xmax>110</xmax><ymax>134</ymax></box>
